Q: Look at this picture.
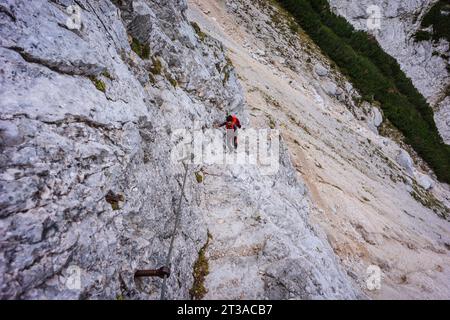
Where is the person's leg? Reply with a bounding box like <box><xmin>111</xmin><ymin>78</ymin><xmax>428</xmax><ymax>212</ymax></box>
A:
<box><xmin>226</xmin><ymin>129</ymin><xmax>234</xmax><ymax>151</ymax></box>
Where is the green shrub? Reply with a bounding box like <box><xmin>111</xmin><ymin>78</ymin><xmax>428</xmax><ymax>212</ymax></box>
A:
<box><xmin>101</xmin><ymin>70</ymin><xmax>112</xmax><ymax>80</ymax></box>
<box><xmin>149</xmin><ymin>57</ymin><xmax>162</xmax><ymax>75</ymax></box>
<box><xmin>130</xmin><ymin>37</ymin><xmax>150</xmax><ymax>59</ymax></box>
<box><xmin>89</xmin><ymin>76</ymin><xmax>106</xmax><ymax>92</ymax></box>
<box><xmin>222</xmin><ymin>56</ymin><xmax>233</xmax><ymax>85</ymax></box>
<box><xmin>414</xmin><ymin>30</ymin><xmax>432</xmax><ymax>42</ymax></box>
<box><xmin>195</xmin><ymin>172</ymin><xmax>203</xmax><ymax>183</ymax></box>
<box><xmin>167</xmin><ymin>75</ymin><xmax>178</xmax><ymax>88</ymax></box>
<box><xmin>420</xmin><ymin>0</ymin><xmax>450</xmax><ymax>43</ymax></box>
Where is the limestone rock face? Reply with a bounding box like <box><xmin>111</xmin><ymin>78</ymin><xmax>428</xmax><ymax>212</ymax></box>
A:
<box><xmin>0</xmin><ymin>0</ymin><xmax>360</xmax><ymax>299</ymax></box>
<box><xmin>328</xmin><ymin>0</ymin><xmax>450</xmax><ymax>144</ymax></box>
<box><xmin>0</xmin><ymin>0</ymin><xmax>242</xmax><ymax>300</ymax></box>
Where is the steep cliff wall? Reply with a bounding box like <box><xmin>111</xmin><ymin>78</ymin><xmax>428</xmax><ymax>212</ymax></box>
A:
<box><xmin>0</xmin><ymin>0</ymin><xmax>359</xmax><ymax>299</ymax></box>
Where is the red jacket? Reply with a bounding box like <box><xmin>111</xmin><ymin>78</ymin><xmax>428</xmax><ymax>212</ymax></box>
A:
<box><xmin>220</xmin><ymin>115</ymin><xmax>241</xmax><ymax>131</ymax></box>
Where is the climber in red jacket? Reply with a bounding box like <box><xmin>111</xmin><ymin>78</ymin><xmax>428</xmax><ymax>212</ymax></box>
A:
<box><xmin>218</xmin><ymin>114</ymin><xmax>241</xmax><ymax>150</ymax></box>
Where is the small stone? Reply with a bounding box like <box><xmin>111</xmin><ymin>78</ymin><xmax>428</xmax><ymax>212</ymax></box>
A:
<box><xmin>323</xmin><ymin>80</ymin><xmax>338</xmax><ymax>96</ymax></box>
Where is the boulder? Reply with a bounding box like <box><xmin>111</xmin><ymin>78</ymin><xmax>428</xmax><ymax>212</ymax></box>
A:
<box><xmin>323</xmin><ymin>81</ymin><xmax>337</xmax><ymax>96</ymax></box>
<box><xmin>132</xmin><ymin>0</ymin><xmax>153</xmax><ymax>15</ymax></box>
<box><xmin>323</xmin><ymin>80</ymin><xmax>343</xmax><ymax>97</ymax></box>
<box><xmin>416</xmin><ymin>173</ymin><xmax>434</xmax><ymax>190</ymax></box>
<box><xmin>345</xmin><ymin>82</ymin><xmax>353</xmax><ymax>93</ymax></box>
<box><xmin>396</xmin><ymin>149</ymin><xmax>414</xmax><ymax>175</ymax></box>
<box><xmin>372</xmin><ymin>107</ymin><xmax>383</xmax><ymax>127</ymax></box>
<box><xmin>314</xmin><ymin>64</ymin><xmax>328</xmax><ymax>77</ymax></box>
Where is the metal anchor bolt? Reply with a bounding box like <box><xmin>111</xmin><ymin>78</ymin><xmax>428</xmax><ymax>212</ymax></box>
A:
<box><xmin>134</xmin><ymin>266</ymin><xmax>171</xmax><ymax>279</ymax></box>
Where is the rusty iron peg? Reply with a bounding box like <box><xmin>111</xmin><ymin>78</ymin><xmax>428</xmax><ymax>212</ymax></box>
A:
<box><xmin>134</xmin><ymin>266</ymin><xmax>170</xmax><ymax>279</ymax></box>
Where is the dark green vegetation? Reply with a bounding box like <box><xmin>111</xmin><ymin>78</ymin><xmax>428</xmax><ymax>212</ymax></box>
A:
<box><xmin>414</xmin><ymin>30</ymin><xmax>432</xmax><ymax>42</ymax></box>
<box><xmin>130</xmin><ymin>37</ymin><xmax>150</xmax><ymax>59</ymax></box>
<box><xmin>277</xmin><ymin>0</ymin><xmax>450</xmax><ymax>183</ymax></box>
<box><xmin>166</xmin><ymin>73</ymin><xmax>178</xmax><ymax>88</ymax></box>
<box><xmin>415</xmin><ymin>0</ymin><xmax>450</xmax><ymax>43</ymax></box>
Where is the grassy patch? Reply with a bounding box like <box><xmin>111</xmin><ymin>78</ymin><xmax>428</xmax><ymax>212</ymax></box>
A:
<box><xmin>89</xmin><ymin>76</ymin><xmax>106</xmax><ymax>93</ymax></box>
<box><xmin>148</xmin><ymin>56</ymin><xmax>178</xmax><ymax>87</ymax></box>
<box><xmin>195</xmin><ymin>171</ymin><xmax>204</xmax><ymax>183</ymax></box>
<box><xmin>411</xmin><ymin>183</ymin><xmax>448</xmax><ymax>220</ymax></box>
<box><xmin>191</xmin><ymin>21</ymin><xmax>207</xmax><ymax>42</ymax></box>
<box><xmin>267</xmin><ymin>115</ymin><xmax>276</xmax><ymax>129</ymax></box>
<box><xmin>190</xmin><ymin>232</ymin><xmax>212</xmax><ymax>300</ymax></box>
<box><xmin>130</xmin><ymin>37</ymin><xmax>150</xmax><ymax>60</ymax></box>
<box><xmin>166</xmin><ymin>73</ymin><xmax>178</xmax><ymax>88</ymax></box>
<box><xmin>222</xmin><ymin>56</ymin><xmax>234</xmax><ymax>85</ymax></box>
<box><xmin>149</xmin><ymin>57</ymin><xmax>163</xmax><ymax>75</ymax></box>
<box><xmin>101</xmin><ymin>70</ymin><xmax>113</xmax><ymax>80</ymax></box>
